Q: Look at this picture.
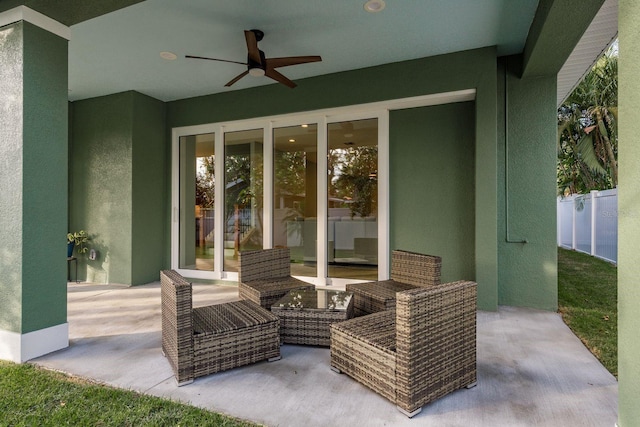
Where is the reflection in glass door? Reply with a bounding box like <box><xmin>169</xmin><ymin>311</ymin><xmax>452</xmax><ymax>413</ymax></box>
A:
<box><xmin>174</xmin><ymin>112</ymin><xmax>386</xmax><ymax>282</ymax></box>
<box><xmin>224</xmin><ymin>129</ymin><xmax>264</xmax><ymax>272</ymax></box>
<box><xmin>327</xmin><ymin>119</ymin><xmax>378</xmax><ymax>280</ymax></box>
<box><xmin>179</xmin><ymin>133</ymin><xmax>215</xmax><ymax>271</ymax></box>
<box><xmin>273</xmin><ymin>124</ymin><xmax>318</xmax><ymax>277</ymax></box>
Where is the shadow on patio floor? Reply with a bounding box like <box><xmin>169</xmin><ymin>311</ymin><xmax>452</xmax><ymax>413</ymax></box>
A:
<box><xmin>33</xmin><ymin>281</ymin><xmax>617</xmax><ymax>427</ymax></box>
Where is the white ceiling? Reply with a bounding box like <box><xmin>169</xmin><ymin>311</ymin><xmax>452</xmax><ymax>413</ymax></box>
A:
<box><xmin>68</xmin><ymin>0</ymin><xmax>540</xmax><ymax>102</ymax></box>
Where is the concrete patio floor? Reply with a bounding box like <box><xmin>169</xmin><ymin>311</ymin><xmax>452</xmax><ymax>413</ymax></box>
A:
<box><xmin>33</xmin><ymin>281</ymin><xmax>617</xmax><ymax>427</ymax></box>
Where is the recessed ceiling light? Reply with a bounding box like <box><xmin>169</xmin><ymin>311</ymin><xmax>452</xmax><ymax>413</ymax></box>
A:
<box><xmin>364</xmin><ymin>0</ymin><xmax>385</xmax><ymax>13</ymax></box>
<box><xmin>301</xmin><ymin>124</ymin><xmax>309</xmax><ymax>128</ymax></box>
<box><xmin>289</xmin><ymin>139</ymin><xmax>296</xmax><ymax>143</ymax></box>
<box><xmin>160</xmin><ymin>51</ymin><xmax>177</xmax><ymax>60</ymax></box>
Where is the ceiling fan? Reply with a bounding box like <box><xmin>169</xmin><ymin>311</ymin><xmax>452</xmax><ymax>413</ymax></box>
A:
<box><xmin>186</xmin><ymin>29</ymin><xmax>322</xmax><ymax>88</ymax></box>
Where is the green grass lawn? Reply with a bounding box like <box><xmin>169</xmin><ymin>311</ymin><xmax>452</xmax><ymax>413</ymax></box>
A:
<box><xmin>0</xmin><ymin>361</ymin><xmax>259</xmax><ymax>427</ymax></box>
<box><xmin>557</xmin><ymin>247</ymin><xmax>617</xmax><ymax>378</ymax></box>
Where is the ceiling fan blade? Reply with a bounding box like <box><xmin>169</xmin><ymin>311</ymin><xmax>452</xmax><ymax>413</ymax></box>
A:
<box><xmin>244</xmin><ymin>30</ymin><xmax>262</xmax><ymax>65</ymax></box>
<box><xmin>185</xmin><ymin>55</ymin><xmax>246</xmax><ymax>66</ymax></box>
<box><xmin>267</xmin><ymin>56</ymin><xmax>322</xmax><ymax>69</ymax></box>
<box><xmin>225</xmin><ymin>70</ymin><xmax>249</xmax><ymax>87</ymax></box>
<box><xmin>265</xmin><ymin>68</ymin><xmax>296</xmax><ymax>88</ymax></box>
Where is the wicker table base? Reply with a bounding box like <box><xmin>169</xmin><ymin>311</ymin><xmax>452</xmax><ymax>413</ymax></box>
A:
<box><xmin>271</xmin><ymin>289</ymin><xmax>354</xmax><ymax>346</ymax></box>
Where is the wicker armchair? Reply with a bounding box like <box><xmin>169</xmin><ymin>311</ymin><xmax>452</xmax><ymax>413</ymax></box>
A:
<box><xmin>346</xmin><ymin>250</ymin><xmax>441</xmax><ymax>316</ymax></box>
<box><xmin>238</xmin><ymin>248</ymin><xmax>315</xmax><ymax>309</ymax></box>
<box><xmin>331</xmin><ymin>280</ymin><xmax>477</xmax><ymax>417</ymax></box>
<box><xmin>161</xmin><ymin>270</ymin><xmax>281</xmax><ymax>385</ymax></box>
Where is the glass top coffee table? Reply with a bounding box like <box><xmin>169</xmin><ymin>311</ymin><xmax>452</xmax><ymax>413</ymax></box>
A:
<box><xmin>271</xmin><ymin>289</ymin><xmax>354</xmax><ymax>346</ymax></box>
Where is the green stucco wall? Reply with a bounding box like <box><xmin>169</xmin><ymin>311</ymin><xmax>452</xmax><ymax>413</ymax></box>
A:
<box><xmin>0</xmin><ymin>21</ymin><xmax>67</xmax><ymax>333</ymax></box>
<box><xmin>167</xmin><ymin>47</ymin><xmax>499</xmax><ymax>309</ymax></box>
<box><xmin>131</xmin><ymin>93</ymin><xmax>166</xmax><ymax>284</ymax></box>
<box><xmin>70</xmin><ymin>91</ymin><xmax>165</xmax><ymax>285</ymax></box>
<box><xmin>71</xmin><ymin>92</ymin><xmax>134</xmax><ymax>284</ymax></box>
<box><xmin>497</xmin><ymin>57</ymin><xmax>558</xmax><ymax>310</ymax></box>
<box><xmin>390</xmin><ymin>103</ymin><xmax>476</xmax><ymax>283</ymax></box>
<box><xmin>168</xmin><ymin>49</ymin><xmax>497</xmax><ymax>128</ymax></box>
<box><xmin>618</xmin><ymin>1</ymin><xmax>640</xmax><ymax>424</ymax></box>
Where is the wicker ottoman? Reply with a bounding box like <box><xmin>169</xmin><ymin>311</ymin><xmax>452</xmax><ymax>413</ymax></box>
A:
<box><xmin>271</xmin><ymin>289</ymin><xmax>354</xmax><ymax>346</ymax></box>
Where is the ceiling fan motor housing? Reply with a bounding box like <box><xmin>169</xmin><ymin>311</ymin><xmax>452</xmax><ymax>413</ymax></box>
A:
<box><xmin>250</xmin><ymin>29</ymin><xmax>265</xmax><ymax>42</ymax></box>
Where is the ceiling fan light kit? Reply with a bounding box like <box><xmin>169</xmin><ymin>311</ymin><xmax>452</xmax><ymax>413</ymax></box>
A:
<box><xmin>186</xmin><ymin>29</ymin><xmax>322</xmax><ymax>88</ymax></box>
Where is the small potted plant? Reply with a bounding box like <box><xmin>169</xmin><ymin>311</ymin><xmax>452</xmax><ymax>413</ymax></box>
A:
<box><xmin>67</xmin><ymin>230</ymin><xmax>89</xmax><ymax>257</ymax></box>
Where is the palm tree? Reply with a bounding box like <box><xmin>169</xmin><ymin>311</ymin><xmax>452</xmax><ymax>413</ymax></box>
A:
<box><xmin>558</xmin><ymin>44</ymin><xmax>617</xmax><ymax>195</ymax></box>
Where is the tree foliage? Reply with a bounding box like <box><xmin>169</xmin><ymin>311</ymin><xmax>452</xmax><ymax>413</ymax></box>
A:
<box><xmin>196</xmin><ymin>156</ymin><xmax>215</xmax><ymax>208</ymax></box>
<box><xmin>330</xmin><ymin>146</ymin><xmax>378</xmax><ymax>218</ymax></box>
<box><xmin>558</xmin><ymin>44</ymin><xmax>618</xmax><ymax>195</ymax></box>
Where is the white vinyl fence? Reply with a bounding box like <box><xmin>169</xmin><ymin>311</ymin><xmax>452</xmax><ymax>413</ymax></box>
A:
<box><xmin>557</xmin><ymin>188</ymin><xmax>618</xmax><ymax>264</ymax></box>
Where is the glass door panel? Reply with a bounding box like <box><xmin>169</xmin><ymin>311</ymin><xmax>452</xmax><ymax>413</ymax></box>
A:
<box><xmin>179</xmin><ymin>133</ymin><xmax>215</xmax><ymax>271</ymax></box>
<box><xmin>327</xmin><ymin>119</ymin><xmax>378</xmax><ymax>280</ymax></box>
<box><xmin>273</xmin><ymin>124</ymin><xmax>318</xmax><ymax>277</ymax></box>
<box><xmin>224</xmin><ymin>129</ymin><xmax>264</xmax><ymax>272</ymax></box>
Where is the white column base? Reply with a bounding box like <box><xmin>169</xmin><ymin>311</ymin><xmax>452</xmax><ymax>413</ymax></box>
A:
<box><xmin>0</xmin><ymin>323</ymin><xmax>69</xmax><ymax>363</ymax></box>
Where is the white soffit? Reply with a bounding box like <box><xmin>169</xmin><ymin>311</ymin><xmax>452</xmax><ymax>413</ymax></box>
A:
<box><xmin>557</xmin><ymin>0</ymin><xmax>617</xmax><ymax>106</ymax></box>
<box><xmin>0</xmin><ymin>6</ymin><xmax>70</xmax><ymax>40</ymax></box>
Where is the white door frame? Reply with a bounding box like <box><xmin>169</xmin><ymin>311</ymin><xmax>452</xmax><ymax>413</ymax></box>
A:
<box><xmin>171</xmin><ymin>89</ymin><xmax>476</xmax><ymax>284</ymax></box>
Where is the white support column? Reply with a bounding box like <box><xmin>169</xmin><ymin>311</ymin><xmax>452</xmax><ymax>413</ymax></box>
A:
<box><xmin>378</xmin><ymin>111</ymin><xmax>390</xmax><ymax>280</ymax></box>
<box><xmin>215</xmin><ymin>126</ymin><xmax>225</xmax><ymax>277</ymax></box>
<box><xmin>317</xmin><ymin>117</ymin><xmax>328</xmax><ymax>284</ymax></box>
<box><xmin>263</xmin><ymin>123</ymin><xmax>274</xmax><ymax>248</ymax></box>
<box><xmin>0</xmin><ymin>7</ymin><xmax>70</xmax><ymax>362</ymax></box>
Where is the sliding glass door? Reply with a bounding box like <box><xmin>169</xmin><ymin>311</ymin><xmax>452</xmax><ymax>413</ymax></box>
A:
<box><xmin>273</xmin><ymin>124</ymin><xmax>319</xmax><ymax>278</ymax></box>
<box><xmin>178</xmin><ymin>132</ymin><xmax>215</xmax><ymax>271</ymax></box>
<box><xmin>327</xmin><ymin>119</ymin><xmax>378</xmax><ymax>281</ymax></box>
<box><xmin>173</xmin><ymin>111</ymin><xmax>386</xmax><ymax>283</ymax></box>
<box><xmin>223</xmin><ymin>129</ymin><xmax>264</xmax><ymax>272</ymax></box>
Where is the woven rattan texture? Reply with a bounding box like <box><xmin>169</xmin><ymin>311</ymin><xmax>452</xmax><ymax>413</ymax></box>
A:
<box><xmin>346</xmin><ymin>250</ymin><xmax>442</xmax><ymax>316</ymax></box>
<box><xmin>238</xmin><ymin>248</ymin><xmax>291</xmax><ymax>282</ymax></box>
<box><xmin>389</xmin><ymin>250</ymin><xmax>441</xmax><ymax>288</ymax></box>
<box><xmin>330</xmin><ymin>311</ymin><xmax>397</xmax><ymax>401</ymax></box>
<box><xmin>161</xmin><ymin>270</ymin><xmax>281</xmax><ymax>384</ymax></box>
<box><xmin>346</xmin><ymin>280</ymin><xmax>416</xmax><ymax>316</ymax></box>
<box><xmin>192</xmin><ymin>301</ymin><xmax>280</xmax><ymax>378</ymax></box>
<box><xmin>271</xmin><ymin>292</ymin><xmax>354</xmax><ymax>346</ymax></box>
<box><xmin>330</xmin><ymin>280</ymin><xmax>477</xmax><ymax>416</ymax></box>
<box><xmin>238</xmin><ymin>248</ymin><xmax>315</xmax><ymax>309</ymax></box>
<box><xmin>161</xmin><ymin>270</ymin><xmax>193</xmax><ymax>384</ymax></box>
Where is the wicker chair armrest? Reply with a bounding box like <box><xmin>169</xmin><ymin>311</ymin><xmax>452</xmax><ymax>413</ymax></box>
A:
<box><xmin>160</xmin><ymin>270</ymin><xmax>194</xmax><ymax>385</ymax></box>
<box><xmin>394</xmin><ymin>280</ymin><xmax>477</xmax><ymax>413</ymax></box>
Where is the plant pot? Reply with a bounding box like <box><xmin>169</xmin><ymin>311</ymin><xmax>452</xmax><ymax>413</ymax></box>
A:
<box><xmin>67</xmin><ymin>241</ymin><xmax>75</xmax><ymax>258</ymax></box>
